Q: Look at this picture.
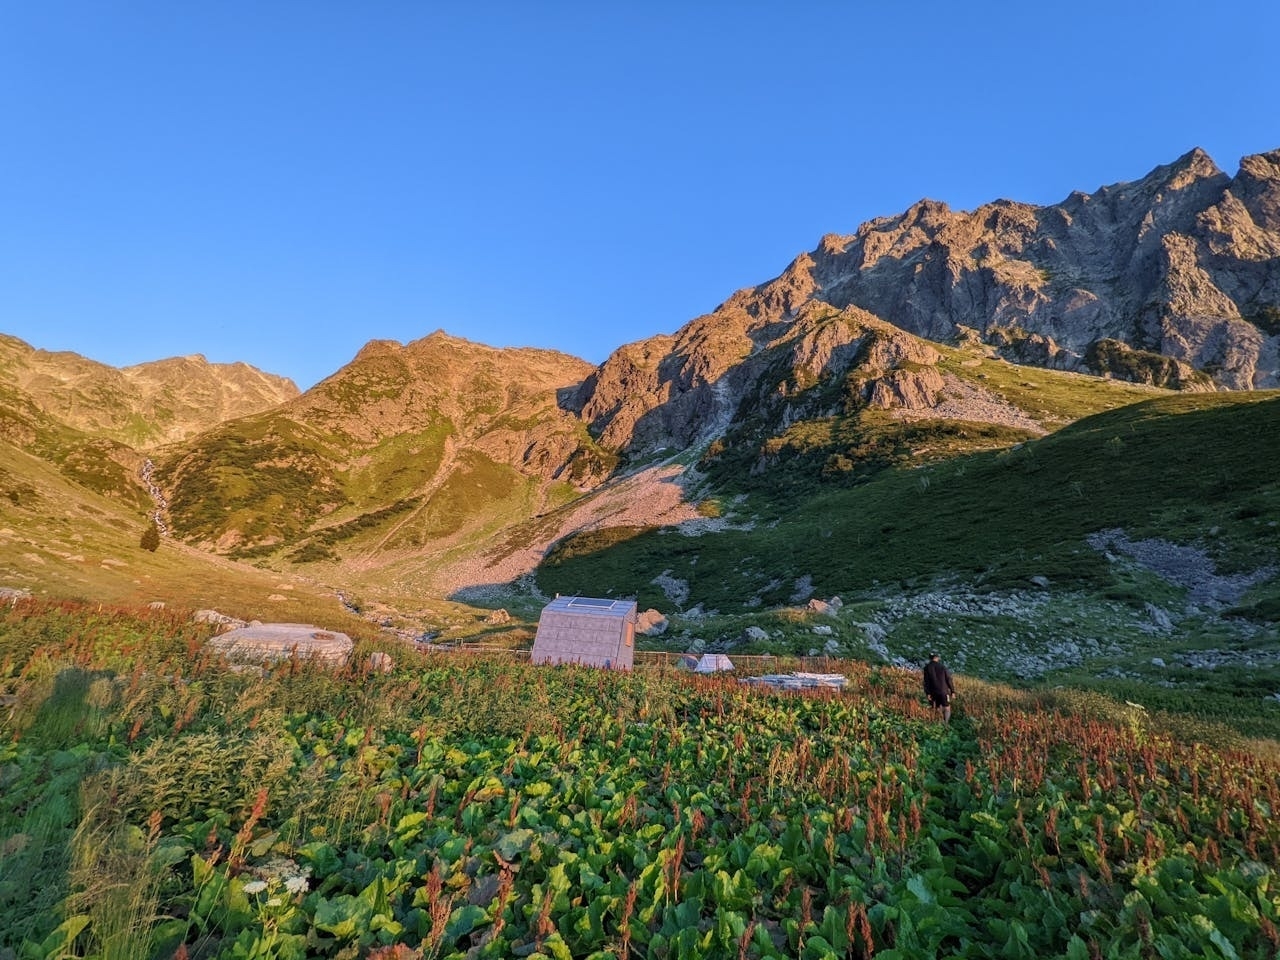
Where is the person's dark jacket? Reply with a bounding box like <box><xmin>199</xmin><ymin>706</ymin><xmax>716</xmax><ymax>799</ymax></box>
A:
<box><xmin>923</xmin><ymin>659</ymin><xmax>955</xmax><ymax>699</ymax></box>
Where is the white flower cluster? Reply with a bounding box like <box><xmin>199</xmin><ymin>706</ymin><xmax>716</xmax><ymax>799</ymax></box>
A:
<box><xmin>244</xmin><ymin>857</ymin><xmax>312</xmax><ymax>897</ymax></box>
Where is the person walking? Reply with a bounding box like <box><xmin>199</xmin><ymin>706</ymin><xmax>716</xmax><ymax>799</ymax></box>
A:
<box><xmin>923</xmin><ymin>652</ymin><xmax>956</xmax><ymax>722</ymax></box>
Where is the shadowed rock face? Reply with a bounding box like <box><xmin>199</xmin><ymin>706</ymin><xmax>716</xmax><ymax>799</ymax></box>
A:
<box><xmin>574</xmin><ymin>148</ymin><xmax>1280</xmax><ymax>455</ymax></box>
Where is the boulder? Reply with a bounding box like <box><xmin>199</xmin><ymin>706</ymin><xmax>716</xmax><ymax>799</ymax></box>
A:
<box><xmin>484</xmin><ymin>608</ymin><xmax>511</xmax><ymax>625</ymax></box>
<box><xmin>854</xmin><ymin>622</ymin><xmax>887</xmax><ymax>644</ymax></box>
<box><xmin>636</xmin><ymin>609</ymin><xmax>669</xmax><ymax>636</ymax></box>
<box><xmin>807</xmin><ymin>598</ymin><xmax>839</xmax><ymax>617</ymax></box>
<box><xmin>1144</xmin><ymin>603</ymin><xmax>1174</xmax><ymax>632</ymax></box>
<box><xmin>369</xmin><ymin>652</ymin><xmax>394</xmax><ymax>673</ymax></box>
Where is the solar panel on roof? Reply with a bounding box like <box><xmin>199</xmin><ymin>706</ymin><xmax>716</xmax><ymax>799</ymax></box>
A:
<box><xmin>567</xmin><ymin>597</ymin><xmax>617</xmax><ymax>608</ymax></box>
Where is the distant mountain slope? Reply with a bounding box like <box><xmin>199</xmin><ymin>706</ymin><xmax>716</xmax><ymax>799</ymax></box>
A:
<box><xmin>155</xmin><ymin>332</ymin><xmax>613</xmax><ymax>565</ymax></box>
<box><xmin>0</xmin><ymin>334</ymin><xmax>299</xmax><ymax>447</ymax></box>
<box><xmin>573</xmin><ymin>147</ymin><xmax>1280</xmax><ymax>459</ymax></box>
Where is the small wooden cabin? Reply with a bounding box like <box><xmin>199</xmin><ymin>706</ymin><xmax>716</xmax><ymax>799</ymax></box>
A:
<box><xmin>531</xmin><ymin>595</ymin><xmax>637</xmax><ymax>670</ymax></box>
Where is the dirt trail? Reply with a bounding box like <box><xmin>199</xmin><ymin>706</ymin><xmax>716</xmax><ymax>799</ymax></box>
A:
<box><xmin>353</xmin><ymin>436</ymin><xmax>458</xmax><ymax>570</ymax></box>
<box><xmin>442</xmin><ymin>462</ymin><xmax>720</xmax><ymax>599</ymax></box>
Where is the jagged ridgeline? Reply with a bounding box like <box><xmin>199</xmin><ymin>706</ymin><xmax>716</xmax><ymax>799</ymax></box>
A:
<box><xmin>0</xmin><ymin>333</ymin><xmax>299</xmax><ymax>447</ymax></box>
<box><xmin>567</xmin><ymin>148</ymin><xmax>1280</xmax><ymax>467</ymax></box>
<box><xmin>1</xmin><ymin>147</ymin><xmax>1278</xmax><ymax>612</ymax></box>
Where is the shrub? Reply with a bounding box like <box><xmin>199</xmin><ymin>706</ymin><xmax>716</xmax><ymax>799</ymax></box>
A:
<box><xmin>140</xmin><ymin>520</ymin><xmax>161</xmax><ymax>552</ymax></box>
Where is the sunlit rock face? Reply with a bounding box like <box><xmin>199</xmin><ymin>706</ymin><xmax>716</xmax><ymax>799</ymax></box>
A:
<box><xmin>573</xmin><ymin>148</ymin><xmax>1280</xmax><ymax>455</ymax></box>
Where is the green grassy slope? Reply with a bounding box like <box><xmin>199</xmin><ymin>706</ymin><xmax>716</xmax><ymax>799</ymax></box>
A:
<box><xmin>539</xmin><ymin>392</ymin><xmax>1280</xmax><ymax>610</ymax></box>
<box><xmin>0</xmin><ymin>437</ymin><xmax>376</xmax><ymax>631</ymax></box>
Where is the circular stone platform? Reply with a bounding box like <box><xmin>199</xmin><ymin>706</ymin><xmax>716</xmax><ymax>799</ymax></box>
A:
<box><xmin>206</xmin><ymin>622</ymin><xmax>353</xmax><ymax>666</ymax></box>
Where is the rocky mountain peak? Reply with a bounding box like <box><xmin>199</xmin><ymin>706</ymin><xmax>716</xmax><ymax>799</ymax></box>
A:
<box><xmin>1233</xmin><ymin>149</ymin><xmax>1280</xmax><ymax>232</ymax></box>
<box><xmin>575</xmin><ymin>145</ymin><xmax>1280</xmax><ymax>457</ymax></box>
<box><xmin>0</xmin><ymin>335</ymin><xmax>299</xmax><ymax>446</ymax></box>
<box><xmin>352</xmin><ymin>339</ymin><xmax>404</xmax><ymax>362</ymax></box>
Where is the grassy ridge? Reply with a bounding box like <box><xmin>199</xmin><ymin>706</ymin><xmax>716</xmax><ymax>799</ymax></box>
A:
<box><xmin>539</xmin><ymin>392</ymin><xmax>1280</xmax><ymax>610</ymax></box>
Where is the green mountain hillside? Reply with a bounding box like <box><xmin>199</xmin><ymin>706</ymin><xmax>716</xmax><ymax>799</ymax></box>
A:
<box><xmin>541</xmin><ymin>392</ymin><xmax>1280</xmax><ymax>609</ymax></box>
<box><xmin>153</xmin><ymin>333</ymin><xmax>616</xmax><ymax>596</ymax></box>
<box><xmin>0</xmin><ymin>433</ymin><xmax>372</xmax><ymax>627</ymax></box>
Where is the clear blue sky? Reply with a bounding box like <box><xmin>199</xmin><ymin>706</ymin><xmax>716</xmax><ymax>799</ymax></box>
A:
<box><xmin>2</xmin><ymin>2</ymin><xmax>1278</xmax><ymax>390</ymax></box>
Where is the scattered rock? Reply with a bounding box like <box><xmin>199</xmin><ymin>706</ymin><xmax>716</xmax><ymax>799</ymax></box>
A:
<box><xmin>1089</xmin><ymin>529</ymin><xmax>1276</xmax><ymax>608</ymax></box>
<box><xmin>636</xmin><ymin>609</ymin><xmax>669</xmax><ymax>636</ymax></box>
<box><xmin>0</xmin><ymin>587</ymin><xmax>31</xmax><ymax>603</ymax></box>
<box><xmin>854</xmin><ymin>622</ymin><xmax>887</xmax><ymax>643</ymax></box>
<box><xmin>193</xmin><ymin>609</ymin><xmax>248</xmax><ymax>631</ymax></box>
<box><xmin>368</xmin><ymin>652</ymin><xmax>394</xmax><ymax>673</ymax></box>
<box><xmin>790</xmin><ymin>576</ymin><xmax>815</xmax><ymax>603</ymax></box>
<box><xmin>1144</xmin><ymin>603</ymin><xmax>1174</xmax><ymax>632</ymax></box>
<box><xmin>267</xmin><ymin>594</ymin><xmax>288</xmax><ymax>602</ymax></box>
<box><xmin>807</xmin><ymin>598</ymin><xmax>839</xmax><ymax>617</ymax></box>
<box><xmin>484</xmin><ymin>608</ymin><xmax>511</xmax><ymax>625</ymax></box>
<box><xmin>1029</xmin><ymin>576</ymin><xmax>1051</xmax><ymax>589</ymax></box>
<box><xmin>744</xmin><ymin>626</ymin><xmax>769</xmax><ymax>642</ymax></box>
<box><xmin>811</xmin><ymin>625</ymin><xmax>834</xmax><ymax>636</ymax></box>
<box><xmin>823</xmin><ymin>639</ymin><xmax>842</xmax><ymax>655</ymax></box>
<box><xmin>1151</xmin><ymin>657</ymin><xmax>1167</xmax><ymax>668</ymax></box>
<box><xmin>652</xmin><ymin>571</ymin><xmax>691</xmax><ymax>608</ymax></box>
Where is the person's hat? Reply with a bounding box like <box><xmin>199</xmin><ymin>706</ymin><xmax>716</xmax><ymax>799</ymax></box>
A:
<box><xmin>929</xmin><ymin>652</ymin><xmax>939</xmax><ymax>658</ymax></box>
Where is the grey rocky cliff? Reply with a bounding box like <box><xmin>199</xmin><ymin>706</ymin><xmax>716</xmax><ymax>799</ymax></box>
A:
<box><xmin>572</xmin><ymin>299</ymin><xmax>971</xmax><ymax>456</ymax></box>
<box><xmin>573</xmin><ymin>147</ymin><xmax>1280</xmax><ymax>454</ymax></box>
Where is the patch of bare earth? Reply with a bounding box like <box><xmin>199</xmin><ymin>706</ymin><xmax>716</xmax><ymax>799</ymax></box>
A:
<box><xmin>892</xmin><ymin>374</ymin><xmax>1047</xmax><ymax>434</ymax></box>
<box><xmin>444</xmin><ymin>463</ymin><xmax>744</xmax><ymax>600</ymax></box>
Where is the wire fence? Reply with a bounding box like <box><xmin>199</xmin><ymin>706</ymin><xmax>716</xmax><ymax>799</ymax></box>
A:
<box><xmin>415</xmin><ymin>643</ymin><xmax>852</xmax><ymax>677</ymax></box>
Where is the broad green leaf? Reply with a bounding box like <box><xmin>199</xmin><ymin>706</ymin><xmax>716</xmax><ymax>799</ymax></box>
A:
<box><xmin>395</xmin><ymin>811</ymin><xmax>428</xmax><ymax>837</ymax></box>
<box><xmin>33</xmin><ymin>914</ymin><xmax>90</xmax><ymax>960</ymax></box>
<box><xmin>445</xmin><ymin>903</ymin><xmax>489</xmax><ymax>940</ymax></box>
<box><xmin>906</xmin><ymin>874</ymin><xmax>935</xmax><ymax>905</ymax></box>
<box><xmin>314</xmin><ymin>894</ymin><xmax>372</xmax><ymax>940</ymax></box>
<box><xmin>496</xmin><ymin>827</ymin><xmax>535</xmax><ymax>860</ymax></box>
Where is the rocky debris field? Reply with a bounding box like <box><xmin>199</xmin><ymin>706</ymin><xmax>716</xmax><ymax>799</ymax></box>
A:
<box><xmin>1088</xmin><ymin>528</ymin><xmax>1276</xmax><ymax>608</ymax></box>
